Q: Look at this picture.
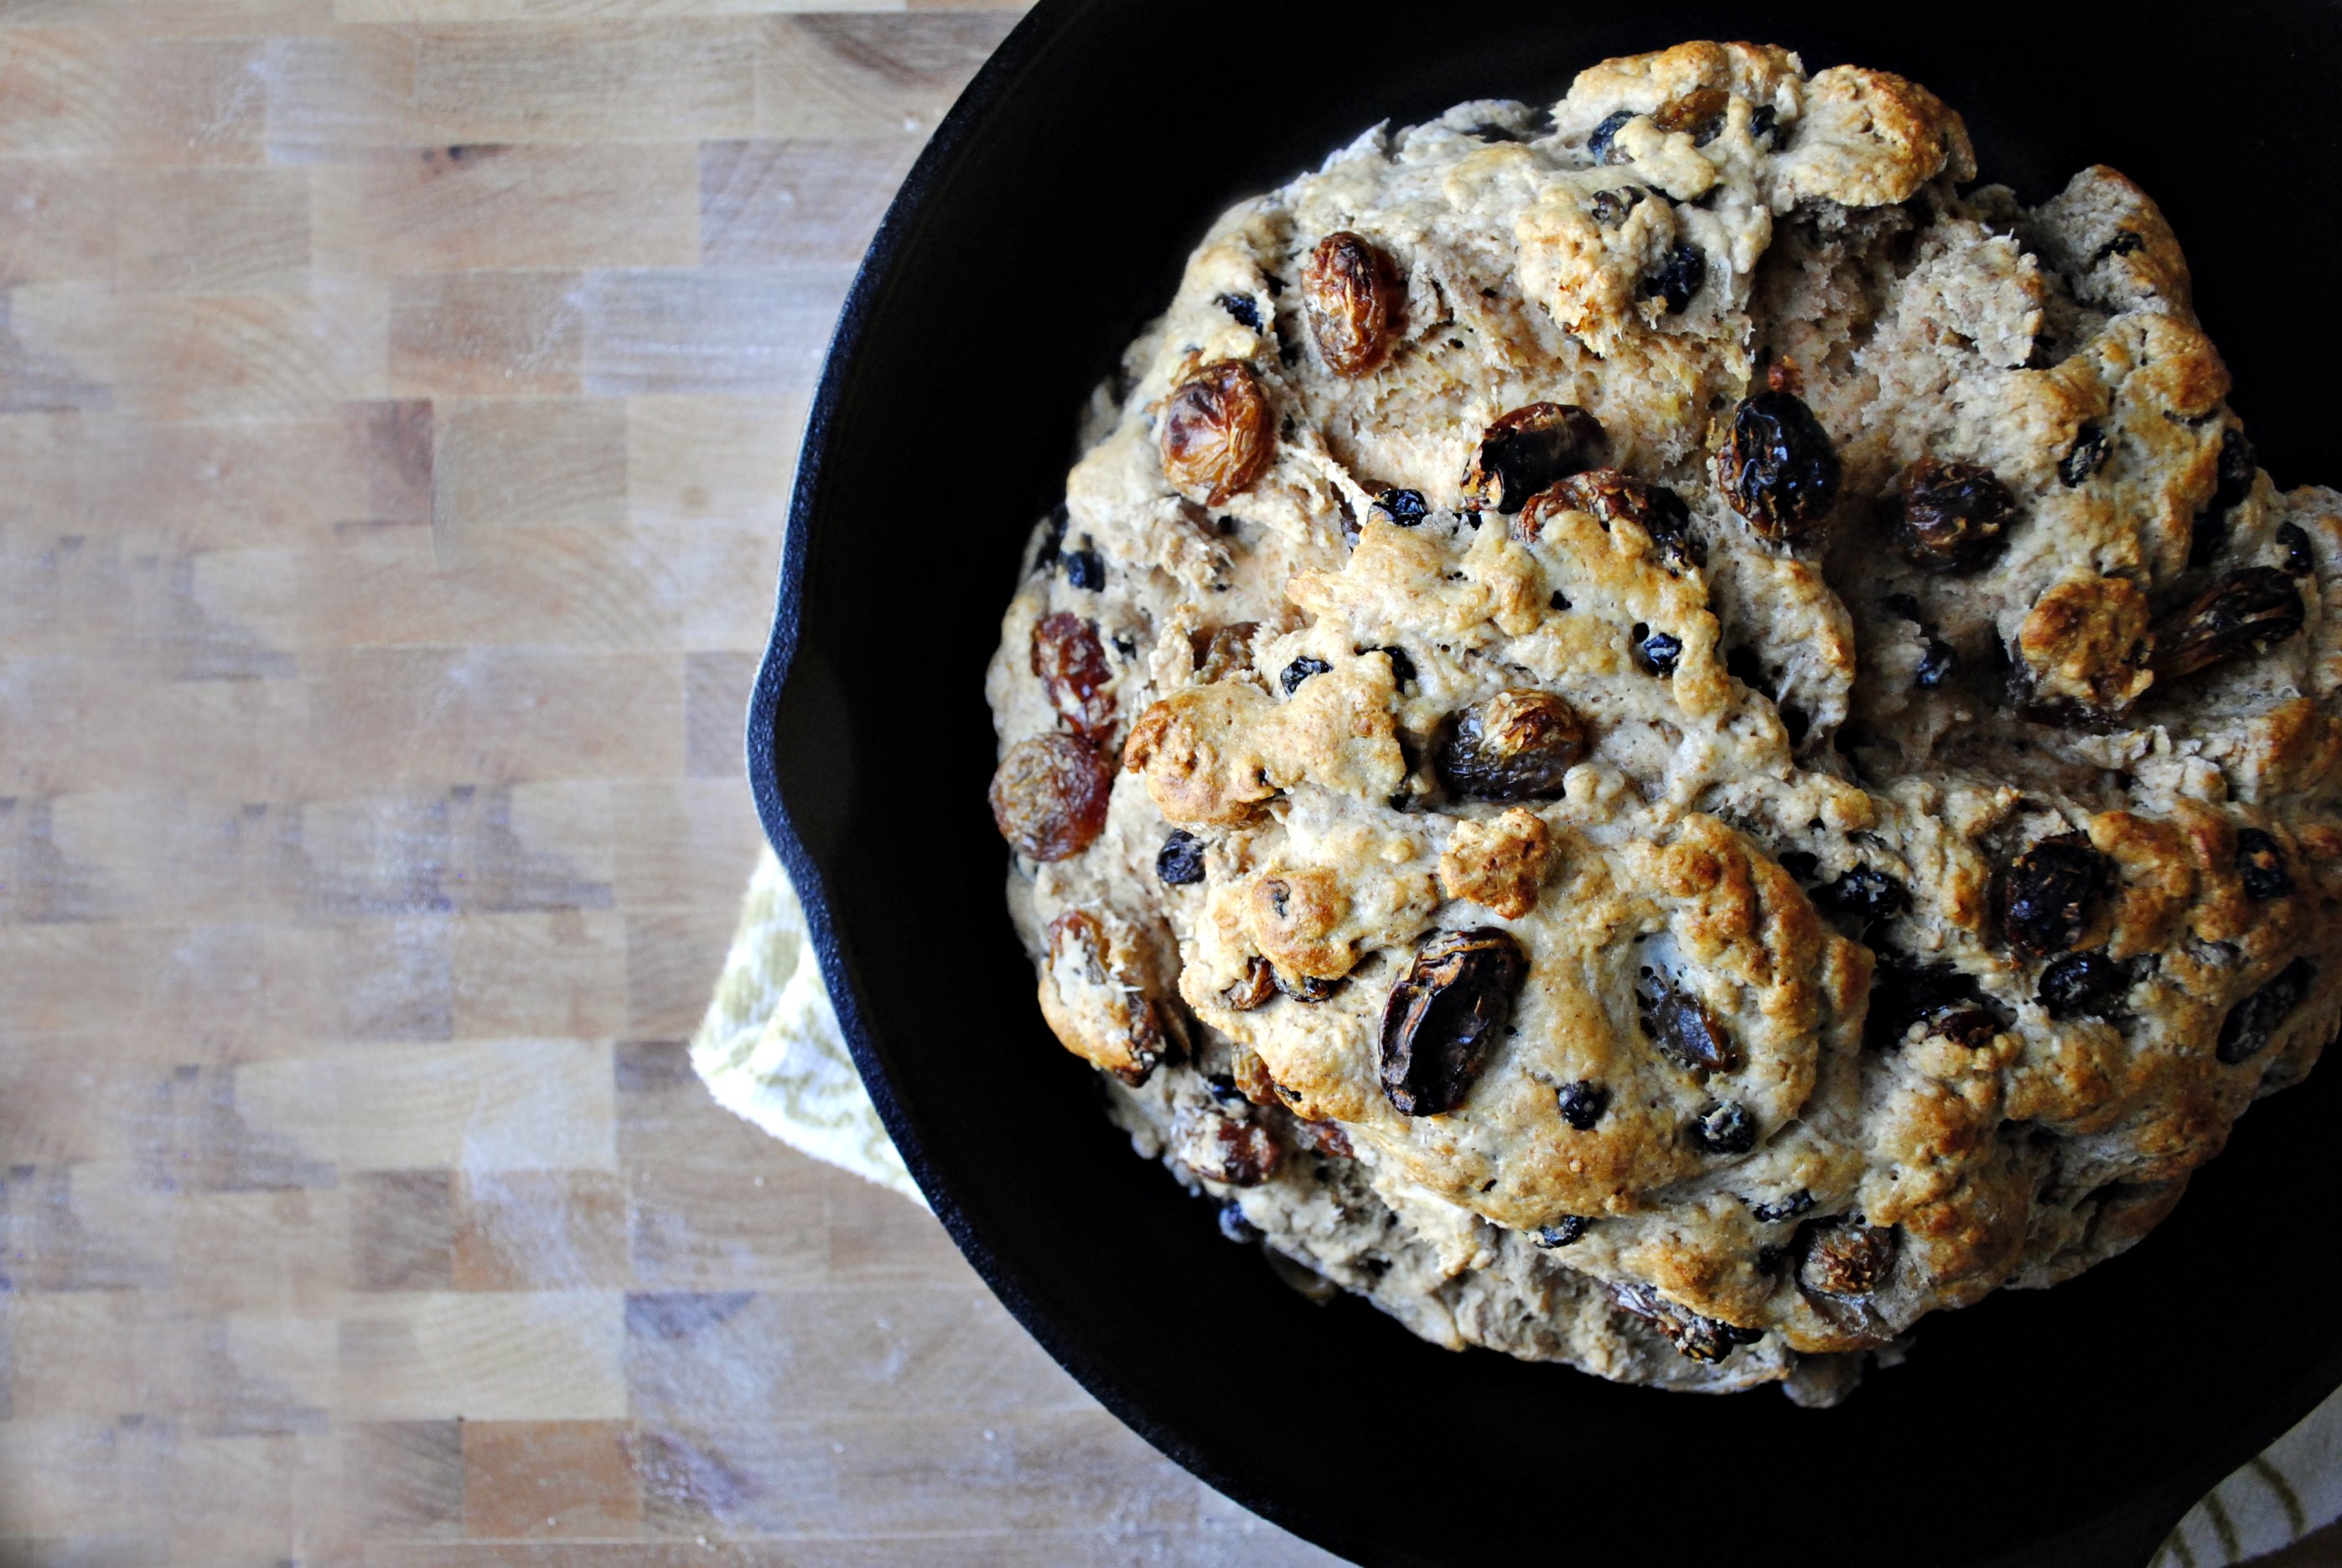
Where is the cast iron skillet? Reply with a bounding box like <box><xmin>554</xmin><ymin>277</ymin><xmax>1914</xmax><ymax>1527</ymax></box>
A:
<box><xmin>749</xmin><ymin>3</ymin><xmax>2342</xmax><ymax>1562</ymax></box>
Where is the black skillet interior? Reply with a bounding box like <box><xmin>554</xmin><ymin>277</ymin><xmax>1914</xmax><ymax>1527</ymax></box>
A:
<box><xmin>751</xmin><ymin>3</ymin><xmax>2342</xmax><ymax>1563</ymax></box>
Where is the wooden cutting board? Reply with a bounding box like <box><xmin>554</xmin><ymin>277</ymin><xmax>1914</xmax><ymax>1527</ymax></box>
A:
<box><xmin>0</xmin><ymin>5</ymin><xmax>2333</xmax><ymax>1564</ymax></box>
<box><xmin>0</xmin><ymin>5</ymin><xmax>1337</xmax><ymax>1561</ymax></box>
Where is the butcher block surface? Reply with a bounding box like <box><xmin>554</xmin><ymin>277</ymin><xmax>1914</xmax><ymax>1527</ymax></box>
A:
<box><xmin>0</xmin><ymin>3</ymin><xmax>1338</xmax><ymax>1560</ymax></box>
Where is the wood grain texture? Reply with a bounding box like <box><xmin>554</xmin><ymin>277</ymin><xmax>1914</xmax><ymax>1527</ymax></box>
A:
<box><xmin>0</xmin><ymin>6</ymin><xmax>1342</xmax><ymax>1563</ymax></box>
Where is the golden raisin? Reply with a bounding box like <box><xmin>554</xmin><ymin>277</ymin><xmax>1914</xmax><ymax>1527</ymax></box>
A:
<box><xmin>1231</xmin><ymin>1044</ymin><xmax>1282</xmax><ymax>1105</ymax></box>
<box><xmin>1462</xmin><ymin>404</ymin><xmax>1609</xmax><ymax>515</ymax></box>
<box><xmin>2149</xmin><ymin>567</ymin><xmax>2305</xmax><ymax>684</ymax></box>
<box><xmin>1191</xmin><ymin>621</ymin><xmax>1260</xmax><ymax>685</ymax></box>
<box><xmin>1173</xmin><ymin>1104</ymin><xmax>1282</xmax><ymax>1187</ymax></box>
<box><xmin>1302</xmin><ymin>231</ymin><xmax>1402</xmax><ymax>377</ymax></box>
<box><xmin>1795</xmin><ymin>1217</ymin><xmax>1898</xmax><ymax>1297</ymax></box>
<box><xmin>1040</xmin><ymin>909</ymin><xmax>1165</xmax><ymax>1084</ymax></box>
<box><xmin>1030</xmin><ymin>611</ymin><xmax>1115</xmax><ymax>738</ymax></box>
<box><xmin>1884</xmin><ymin>457</ymin><xmax>2016</xmax><ymax>573</ymax></box>
<box><xmin>1650</xmin><ymin>86</ymin><xmax>1729</xmax><ymax>145</ymax></box>
<box><xmin>1161</xmin><ymin>361</ymin><xmax>1273</xmax><ymax>505</ymax></box>
<box><xmin>1518</xmin><ymin>468</ymin><xmax>1699</xmax><ymax>569</ymax></box>
<box><xmin>1298</xmin><ymin>1119</ymin><xmax>1354</xmax><ymax>1159</ymax></box>
<box><xmin>1435</xmin><ymin>690</ymin><xmax>1589</xmax><ymax>801</ymax></box>
<box><xmin>988</xmin><ymin>732</ymin><xmax>1113</xmax><ymax>861</ymax></box>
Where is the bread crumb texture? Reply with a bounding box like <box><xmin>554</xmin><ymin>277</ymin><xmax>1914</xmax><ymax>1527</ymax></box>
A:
<box><xmin>983</xmin><ymin>42</ymin><xmax>2342</xmax><ymax>1401</ymax></box>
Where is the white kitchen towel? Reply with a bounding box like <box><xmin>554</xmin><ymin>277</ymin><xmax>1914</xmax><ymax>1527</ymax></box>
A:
<box><xmin>691</xmin><ymin>845</ymin><xmax>920</xmax><ymax>1204</ymax></box>
<box><xmin>694</xmin><ymin>842</ymin><xmax>2340</xmax><ymax>1564</ymax></box>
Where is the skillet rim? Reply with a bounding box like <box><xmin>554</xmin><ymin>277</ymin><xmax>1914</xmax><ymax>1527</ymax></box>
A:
<box><xmin>745</xmin><ymin>4</ymin><xmax>2342</xmax><ymax>1561</ymax></box>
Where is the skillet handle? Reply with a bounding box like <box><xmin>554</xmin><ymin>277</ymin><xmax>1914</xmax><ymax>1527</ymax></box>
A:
<box><xmin>749</xmin><ymin>626</ymin><xmax>855</xmax><ymax>870</ymax></box>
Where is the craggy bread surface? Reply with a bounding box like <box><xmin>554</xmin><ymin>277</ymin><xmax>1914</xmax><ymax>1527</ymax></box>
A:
<box><xmin>984</xmin><ymin>40</ymin><xmax>2342</xmax><ymax>1400</ymax></box>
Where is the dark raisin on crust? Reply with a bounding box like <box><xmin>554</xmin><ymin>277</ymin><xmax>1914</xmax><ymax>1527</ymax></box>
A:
<box><xmin>1378</xmin><ymin>928</ymin><xmax>1529</xmax><ymax>1115</ymax></box>
<box><xmin>1215</xmin><ymin>292</ymin><xmax>1262</xmax><ymax>331</ymax></box>
<box><xmin>1155</xmin><ymin>830</ymin><xmax>1206</xmax><ymax>887</ymax></box>
<box><xmin>1217</xmin><ymin>1199</ymin><xmax>1260</xmax><ymax>1243</ymax></box>
<box><xmin>2000</xmin><ymin>833</ymin><xmax>2109</xmax><ymax>956</ymax></box>
<box><xmin>1589</xmin><ymin>185</ymin><xmax>1645</xmax><ymax>227</ymax></box>
<box><xmin>1467</xmin><ymin>110</ymin><xmax>1552</xmax><ymax>144</ymax></box>
<box><xmin>2218</xmin><ymin>425</ymin><xmax>2257</xmax><ymax>504</ymax></box>
<box><xmin>2278</xmin><ymin>521</ymin><xmax>2316</xmax><ymax>575</ymax></box>
<box><xmin>2189</xmin><ymin>427</ymin><xmax>2258</xmax><ymax>567</ymax></box>
<box><xmin>1588</xmin><ymin>108</ymin><xmax>1635</xmax><ymax>165</ymax></box>
<box><xmin>2039</xmin><ymin>949</ymin><xmax>2127</xmax><ymax>1020</ymax></box>
<box><xmin>2094</xmin><ymin>228</ymin><xmax>2147</xmax><ymax>261</ymax></box>
<box><xmin>1641</xmin><ymin>484</ymin><xmax>1700</xmax><ymax>568</ymax></box>
<box><xmin>1816</xmin><ymin>867</ymin><xmax>1910</xmax><ymax>924</ymax></box>
<box><xmin>1692</xmin><ymin>1100</ymin><xmax>1756</xmax><ymax>1155</ymax></box>
<box><xmin>2216</xmin><ymin>958</ymin><xmax>2317</xmax><ymax>1064</ymax></box>
<box><xmin>988</xmin><ymin>733</ymin><xmax>1113</xmax><ymax>862</ymax></box>
<box><xmin>1751</xmin><ymin>1189</ymin><xmax>1814</xmax><ymax>1224</ymax></box>
<box><xmin>1462</xmin><ymin>403</ymin><xmax>1609</xmax><ymax>515</ymax></box>
<box><xmin>1634</xmin><ymin>624</ymin><xmax>1684</xmax><ymax>676</ymax></box>
<box><xmin>1365</xmin><ymin>644</ymin><xmax>1417</xmax><ymax>689</ymax></box>
<box><xmin>1796</xmin><ymin>1216</ymin><xmax>1897</xmax><ymax>1297</ymax></box>
<box><xmin>1883</xmin><ymin>592</ymin><xmax>1957</xmax><ymax>683</ymax></box>
<box><xmin>1916</xmin><ymin>635</ymin><xmax>1959</xmax><ymax>689</ymax></box>
<box><xmin>1864</xmin><ymin>957</ymin><xmax>2000</xmax><ymax>1050</ymax></box>
<box><xmin>1611</xmin><ymin>1281</ymin><xmax>1763</xmax><ymax>1362</ymax></box>
<box><xmin>2150</xmin><ymin>567</ymin><xmax>2305</xmax><ymax>683</ymax></box>
<box><xmin>1373</xmin><ymin>488</ymin><xmax>1428</xmax><ymax>525</ymax></box>
<box><xmin>1273</xmin><ymin>969</ymin><xmax>1341</xmax><ymax>1004</ymax></box>
<box><xmin>1062</xmin><ymin>544</ymin><xmax>1104</xmax><ymax>592</ymax></box>
<box><xmin>1883</xmin><ymin>457</ymin><xmax>2016</xmax><ymax>573</ymax></box>
<box><xmin>2059</xmin><ymin>422</ymin><xmax>2111</xmax><ymax>486</ymax></box>
<box><xmin>1534</xmin><ymin>1216</ymin><xmax>1593</xmax><ymax>1248</ymax></box>
<box><xmin>2237</xmin><ymin>828</ymin><xmax>2294</xmax><ymax>899</ymax></box>
<box><xmin>1638</xmin><ymin>242</ymin><xmax>1706</xmax><ymax>313</ymax></box>
<box><xmin>1940</xmin><ymin>1008</ymin><xmax>2004</xmax><ymax>1049</ymax></box>
<box><xmin>1434</xmin><ymin>689</ymin><xmax>1589</xmax><ymax>800</ymax></box>
<box><xmin>1718</xmin><ymin>390</ymin><xmax>1841</xmax><ymax>544</ymax></box>
<box><xmin>1280</xmin><ymin>656</ymin><xmax>1333</xmax><ymax>696</ymax></box>
<box><xmin>1638</xmin><ymin>970</ymin><xmax>1740</xmax><ymax>1074</ymax></box>
<box><xmin>1556</xmin><ymin>1079</ymin><xmax>1609</xmax><ymax>1131</ymax></box>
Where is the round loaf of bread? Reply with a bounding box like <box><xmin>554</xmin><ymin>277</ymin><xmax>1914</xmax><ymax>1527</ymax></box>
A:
<box><xmin>982</xmin><ymin>40</ymin><xmax>2342</xmax><ymax>1401</ymax></box>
